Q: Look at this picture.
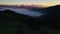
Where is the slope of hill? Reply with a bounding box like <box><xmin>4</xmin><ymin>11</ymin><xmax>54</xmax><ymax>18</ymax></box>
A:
<box><xmin>0</xmin><ymin>9</ymin><xmax>35</xmax><ymax>34</ymax></box>
<box><xmin>39</xmin><ymin>5</ymin><xmax>60</xmax><ymax>29</ymax></box>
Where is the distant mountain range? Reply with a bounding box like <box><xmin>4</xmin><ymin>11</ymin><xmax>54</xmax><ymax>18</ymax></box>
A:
<box><xmin>0</xmin><ymin>5</ymin><xmax>47</xmax><ymax>9</ymax></box>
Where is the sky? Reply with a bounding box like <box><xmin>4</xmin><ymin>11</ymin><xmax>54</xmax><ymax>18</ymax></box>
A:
<box><xmin>0</xmin><ymin>0</ymin><xmax>60</xmax><ymax>6</ymax></box>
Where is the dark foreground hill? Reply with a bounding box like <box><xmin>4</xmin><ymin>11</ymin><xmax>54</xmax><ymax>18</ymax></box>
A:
<box><xmin>0</xmin><ymin>9</ymin><xmax>45</xmax><ymax>34</ymax></box>
<box><xmin>39</xmin><ymin>5</ymin><xmax>60</xmax><ymax>30</ymax></box>
<box><xmin>44</xmin><ymin>5</ymin><xmax>60</xmax><ymax>29</ymax></box>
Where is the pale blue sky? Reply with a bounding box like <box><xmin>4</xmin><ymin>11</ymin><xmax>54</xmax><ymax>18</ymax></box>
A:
<box><xmin>0</xmin><ymin>0</ymin><xmax>60</xmax><ymax>6</ymax></box>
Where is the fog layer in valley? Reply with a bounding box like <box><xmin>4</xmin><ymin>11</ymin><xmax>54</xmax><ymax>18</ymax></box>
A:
<box><xmin>0</xmin><ymin>7</ymin><xmax>46</xmax><ymax>17</ymax></box>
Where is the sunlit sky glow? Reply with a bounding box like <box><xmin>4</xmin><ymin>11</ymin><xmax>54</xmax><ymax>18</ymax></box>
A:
<box><xmin>0</xmin><ymin>0</ymin><xmax>60</xmax><ymax>6</ymax></box>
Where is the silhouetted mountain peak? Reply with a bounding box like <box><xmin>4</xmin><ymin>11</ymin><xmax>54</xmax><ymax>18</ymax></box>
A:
<box><xmin>43</xmin><ymin>5</ymin><xmax>60</xmax><ymax>13</ymax></box>
<box><xmin>47</xmin><ymin>5</ymin><xmax>60</xmax><ymax>8</ymax></box>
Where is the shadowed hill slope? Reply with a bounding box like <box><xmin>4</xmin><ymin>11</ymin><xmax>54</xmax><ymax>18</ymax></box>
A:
<box><xmin>38</xmin><ymin>5</ymin><xmax>60</xmax><ymax>29</ymax></box>
<box><xmin>0</xmin><ymin>10</ymin><xmax>36</xmax><ymax>34</ymax></box>
<box><xmin>0</xmin><ymin>9</ymin><xmax>47</xmax><ymax>34</ymax></box>
<box><xmin>0</xmin><ymin>10</ymin><xmax>44</xmax><ymax>30</ymax></box>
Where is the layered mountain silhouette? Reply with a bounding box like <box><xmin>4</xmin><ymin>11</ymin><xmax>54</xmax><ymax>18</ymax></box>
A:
<box><xmin>0</xmin><ymin>5</ymin><xmax>60</xmax><ymax>34</ymax></box>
